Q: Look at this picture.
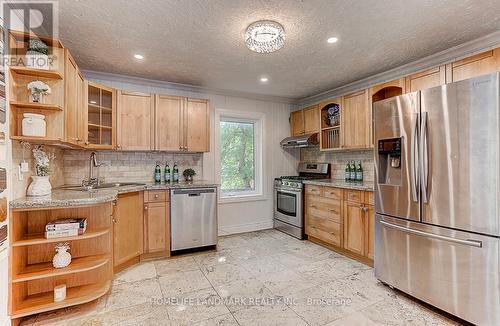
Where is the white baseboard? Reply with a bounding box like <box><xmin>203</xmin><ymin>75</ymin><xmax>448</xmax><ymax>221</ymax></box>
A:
<box><xmin>218</xmin><ymin>220</ymin><xmax>273</xmax><ymax>236</ymax></box>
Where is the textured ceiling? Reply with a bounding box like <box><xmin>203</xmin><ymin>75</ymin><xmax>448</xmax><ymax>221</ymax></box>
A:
<box><xmin>55</xmin><ymin>0</ymin><xmax>500</xmax><ymax>99</ymax></box>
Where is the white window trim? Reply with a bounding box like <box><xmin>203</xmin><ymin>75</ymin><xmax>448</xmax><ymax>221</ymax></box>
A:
<box><xmin>215</xmin><ymin>109</ymin><xmax>266</xmax><ymax>204</ymax></box>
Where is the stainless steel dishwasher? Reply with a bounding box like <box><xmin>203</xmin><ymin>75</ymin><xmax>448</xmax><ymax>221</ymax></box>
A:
<box><xmin>170</xmin><ymin>187</ymin><xmax>217</xmax><ymax>251</ymax></box>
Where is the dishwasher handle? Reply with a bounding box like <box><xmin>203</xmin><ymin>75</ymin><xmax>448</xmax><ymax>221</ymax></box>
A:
<box><xmin>173</xmin><ymin>188</ymin><xmax>216</xmax><ymax>195</ymax></box>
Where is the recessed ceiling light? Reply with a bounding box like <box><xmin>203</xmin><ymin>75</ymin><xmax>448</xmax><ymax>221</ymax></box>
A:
<box><xmin>260</xmin><ymin>77</ymin><xmax>269</xmax><ymax>83</ymax></box>
<box><xmin>133</xmin><ymin>54</ymin><xmax>144</xmax><ymax>60</ymax></box>
<box><xmin>245</xmin><ymin>20</ymin><xmax>285</xmax><ymax>53</ymax></box>
<box><xmin>327</xmin><ymin>37</ymin><xmax>338</xmax><ymax>44</ymax></box>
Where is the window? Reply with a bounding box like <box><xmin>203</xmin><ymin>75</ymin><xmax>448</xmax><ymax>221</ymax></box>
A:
<box><xmin>216</xmin><ymin>110</ymin><xmax>264</xmax><ymax>200</ymax></box>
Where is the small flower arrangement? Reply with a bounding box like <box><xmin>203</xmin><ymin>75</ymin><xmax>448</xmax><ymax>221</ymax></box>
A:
<box><xmin>27</xmin><ymin>39</ymin><xmax>49</xmax><ymax>55</ymax></box>
<box><xmin>27</xmin><ymin>80</ymin><xmax>51</xmax><ymax>95</ymax></box>
<box><xmin>27</xmin><ymin>80</ymin><xmax>51</xmax><ymax>102</ymax></box>
<box><xmin>183</xmin><ymin>168</ymin><xmax>196</xmax><ymax>181</ymax></box>
<box><xmin>32</xmin><ymin>145</ymin><xmax>55</xmax><ymax>176</ymax></box>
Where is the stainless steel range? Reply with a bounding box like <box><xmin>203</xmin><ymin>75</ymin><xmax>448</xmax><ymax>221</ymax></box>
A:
<box><xmin>274</xmin><ymin>162</ymin><xmax>330</xmax><ymax>239</ymax></box>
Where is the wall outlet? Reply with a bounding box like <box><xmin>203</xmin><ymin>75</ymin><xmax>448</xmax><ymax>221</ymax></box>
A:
<box><xmin>20</xmin><ymin>162</ymin><xmax>29</xmax><ymax>173</ymax></box>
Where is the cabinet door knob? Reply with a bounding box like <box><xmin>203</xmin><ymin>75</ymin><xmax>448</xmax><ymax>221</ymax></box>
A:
<box><xmin>155</xmin><ymin>194</ymin><xmax>159</xmax><ymax>198</ymax></box>
<box><xmin>144</xmin><ymin>205</ymin><xmax>148</xmax><ymax>210</ymax></box>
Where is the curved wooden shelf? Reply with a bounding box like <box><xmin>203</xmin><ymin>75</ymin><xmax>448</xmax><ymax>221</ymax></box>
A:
<box><xmin>10</xmin><ymin>101</ymin><xmax>63</xmax><ymax>111</ymax></box>
<box><xmin>9</xmin><ymin>66</ymin><xmax>63</xmax><ymax>79</ymax></box>
<box><xmin>13</xmin><ymin>227</ymin><xmax>110</xmax><ymax>247</ymax></box>
<box><xmin>13</xmin><ymin>255</ymin><xmax>110</xmax><ymax>283</ymax></box>
<box><xmin>11</xmin><ymin>280</ymin><xmax>111</xmax><ymax>319</ymax></box>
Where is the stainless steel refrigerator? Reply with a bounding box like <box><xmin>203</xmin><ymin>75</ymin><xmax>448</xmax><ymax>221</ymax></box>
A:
<box><xmin>374</xmin><ymin>72</ymin><xmax>500</xmax><ymax>325</ymax></box>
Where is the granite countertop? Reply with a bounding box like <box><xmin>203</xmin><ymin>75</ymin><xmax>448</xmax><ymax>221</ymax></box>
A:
<box><xmin>10</xmin><ymin>180</ymin><xmax>219</xmax><ymax>210</ymax></box>
<box><xmin>303</xmin><ymin>179</ymin><xmax>374</xmax><ymax>191</ymax></box>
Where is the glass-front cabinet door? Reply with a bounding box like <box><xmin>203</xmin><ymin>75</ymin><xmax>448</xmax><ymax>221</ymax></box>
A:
<box><xmin>86</xmin><ymin>82</ymin><xmax>116</xmax><ymax>149</ymax></box>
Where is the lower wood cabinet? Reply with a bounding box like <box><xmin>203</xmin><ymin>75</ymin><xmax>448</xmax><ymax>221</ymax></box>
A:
<box><xmin>143</xmin><ymin>190</ymin><xmax>170</xmax><ymax>256</ymax></box>
<box><xmin>113</xmin><ymin>192</ymin><xmax>144</xmax><ymax>270</ymax></box>
<box><xmin>305</xmin><ymin>185</ymin><xmax>374</xmax><ymax>264</ymax></box>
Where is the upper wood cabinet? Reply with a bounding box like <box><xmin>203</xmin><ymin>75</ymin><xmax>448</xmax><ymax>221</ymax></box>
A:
<box><xmin>290</xmin><ymin>110</ymin><xmax>305</xmax><ymax>136</ymax></box>
<box><xmin>185</xmin><ymin>98</ymin><xmax>210</xmax><ymax>152</ymax></box>
<box><xmin>303</xmin><ymin>105</ymin><xmax>320</xmax><ymax>134</ymax></box>
<box><xmin>85</xmin><ymin>82</ymin><xmax>116</xmax><ymax>149</ymax></box>
<box><xmin>64</xmin><ymin>50</ymin><xmax>85</xmax><ymax>146</ymax></box>
<box><xmin>117</xmin><ymin>91</ymin><xmax>154</xmax><ymax>151</ymax></box>
<box><xmin>154</xmin><ymin>95</ymin><xmax>210</xmax><ymax>152</ymax></box>
<box><xmin>405</xmin><ymin>65</ymin><xmax>446</xmax><ymax>92</ymax></box>
<box><xmin>342</xmin><ymin>90</ymin><xmax>370</xmax><ymax>149</ymax></box>
<box><xmin>155</xmin><ymin>95</ymin><xmax>183</xmax><ymax>151</ymax></box>
<box><xmin>114</xmin><ymin>192</ymin><xmax>144</xmax><ymax>270</ymax></box>
<box><xmin>290</xmin><ymin>105</ymin><xmax>319</xmax><ymax>136</ymax></box>
<box><xmin>446</xmin><ymin>49</ymin><xmax>500</xmax><ymax>83</ymax></box>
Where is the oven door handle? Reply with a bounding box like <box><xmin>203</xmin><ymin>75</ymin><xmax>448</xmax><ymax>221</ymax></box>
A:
<box><xmin>275</xmin><ymin>188</ymin><xmax>302</xmax><ymax>194</ymax></box>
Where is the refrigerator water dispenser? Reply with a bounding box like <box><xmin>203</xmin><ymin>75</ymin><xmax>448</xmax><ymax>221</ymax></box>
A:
<box><xmin>377</xmin><ymin>138</ymin><xmax>402</xmax><ymax>185</ymax></box>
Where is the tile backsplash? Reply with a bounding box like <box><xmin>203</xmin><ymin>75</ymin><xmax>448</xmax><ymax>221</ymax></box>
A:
<box><xmin>301</xmin><ymin>147</ymin><xmax>374</xmax><ymax>182</ymax></box>
<box><xmin>63</xmin><ymin>150</ymin><xmax>203</xmax><ymax>185</ymax></box>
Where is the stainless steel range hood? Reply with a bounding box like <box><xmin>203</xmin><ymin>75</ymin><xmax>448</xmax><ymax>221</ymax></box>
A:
<box><xmin>280</xmin><ymin>133</ymin><xmax>319</xmax><ymax>148</ymax></box>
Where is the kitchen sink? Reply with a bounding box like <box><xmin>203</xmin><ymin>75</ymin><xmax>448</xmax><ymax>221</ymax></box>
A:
<box><xmin>57</xmin><ymin>182</ymin><xmax>147</xmax><ymax>191</ymax></box>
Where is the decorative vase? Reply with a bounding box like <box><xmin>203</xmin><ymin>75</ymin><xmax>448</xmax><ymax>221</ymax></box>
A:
<box><xmin>53</xmin><ymin>243</ymin><xmax>71</xmax><ymax>268</ymax></box>
<box><xmin>184</xmin><ymin>175</ymin><xmax>193</xmax><ymax>182</ymax></box>
<box><xmin>25</xmin><ymin>51</ymin><xmax>50</xmax><ymax>70</ymax></box>
<box><xmin>27</xmin><ymin>175</ymin><xmax>52</xmax><ymax>196</ymax></box>
<box><xmin>29</xmin><ymin>91</ymin><xmax>42</xmax><ymax>103</ymax></box>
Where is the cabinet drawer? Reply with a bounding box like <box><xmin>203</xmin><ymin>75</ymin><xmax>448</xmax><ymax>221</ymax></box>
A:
<box><xmin>344</xmin><ymin>189</ymin><xmax>362</xmax><ymax>203</ymax></box>
<box><xmin>323</xmin><ymin>187</ymin><xmax>342</xmax><ymax>200</ymax></box>
<box><xmin>145</xmin><ymin>190</ymin><xmax>168</xmax><ymax>202</ymax></box>
<box><xmin>305</xmin><ymin>185</ymin><xmax>323</xmax><ymax>196</ymax></box>
<box><xmin>306</xmin><ymin>218</ymin><xmax>342</xmax><ymax>247</ymax></box>
<box><xmin>365</xmin><ymin>191</ymin><xmax>374</xmax><ymax>205</ymax></box>
<box><xmin>306</xmin><ymin>196</ymin><xmax>341</xmax><ymax>223</ymax></box>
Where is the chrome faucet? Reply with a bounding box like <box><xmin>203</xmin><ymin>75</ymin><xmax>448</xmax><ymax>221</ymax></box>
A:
<box><xmin>82</xmin><ymin>152</ymin><xmax>102</xmax><ymax>187</ymax></box>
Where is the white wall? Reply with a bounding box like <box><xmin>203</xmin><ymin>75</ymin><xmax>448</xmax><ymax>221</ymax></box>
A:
<box><xmin>85</xmin><ymin>72</ymin><xmax>299</xmax><ymax>235</ymax></box>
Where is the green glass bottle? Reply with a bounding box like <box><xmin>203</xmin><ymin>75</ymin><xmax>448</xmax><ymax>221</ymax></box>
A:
<box><xmin>356</xmin><ymin>161</ymin><xmax>363</xmax><ymax>181</ymax></box>
<box><xmin>173</xmin><ymin>163</ymin><xmax>179</xmax><ymax>183</ymax></box>
<box><xmin>345</xmin><ymin>162</ymin><xmax>350</xmax><ymax>181</ymax></box>
<box><xmin>164</xmin><ymin>162</ymin><xmax>171</xmax><ymax>183</ymax></box>
<box><xmin>154</xmin><ymin>162</ymin><xmax>161</xmax><ymax>183</ymax></box>
<box><xmin>350</xmin><ymin>160</ymin><xmax>356</xmax><ymax>181</ymax></box>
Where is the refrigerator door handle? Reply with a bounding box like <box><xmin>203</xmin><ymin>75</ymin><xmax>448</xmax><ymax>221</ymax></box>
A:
<box><xmin>380</xmin><ymin>220</ymin><xmax>482</xmax><ymax>248</ymax></box>
<box><xmin>421</xmin><ymin>111</ymin><xmax>429</xmax><ymax>203</ymax></box>
<box><xmin>411</xmin><ymin>113</ymin><xmax>419</xmax><ymax>202</ymax></box>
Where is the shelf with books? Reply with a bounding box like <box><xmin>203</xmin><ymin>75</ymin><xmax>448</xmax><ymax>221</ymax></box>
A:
<box><xmin>9</xmin><ymin>202</ymin><xmax>114</xmax><ymax>319</ymax></box>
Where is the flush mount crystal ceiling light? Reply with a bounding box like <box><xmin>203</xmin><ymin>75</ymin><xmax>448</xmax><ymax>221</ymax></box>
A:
<box><xmin>245</xmin><ymin>20</ymin><xmax>285</xmax><ymax>53</ymax></box>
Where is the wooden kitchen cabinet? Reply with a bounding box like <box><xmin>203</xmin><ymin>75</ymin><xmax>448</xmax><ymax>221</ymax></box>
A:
<box><xmin>365</xmin><ymin>204</ymin><xmax>374</xmax><ymax>260</ymax></box>
<box><xmin>64</xmin><ymin>49</ymin><xmax>86</xmax><ymax>146</ymax></box>
<box><xmin>342</xmin><ymin>90</ymin><xmax>371</xmax><ymax>149</ymax></box>
<box><xmin>117</xmin><ymin>91</ymin><xmax>154</xmax><ymax>150</ymax></box>
<box><xmin>155</xmin><ymin>95</ymin><xmax>183</xmax><ymax>151</ymax></box>
<box><xmin>114</xmin><ymin>192</ymin><xmax>144</xmax><ymax>271</ymax></box>
<box><xmin>185</xmin><ymin>98</ymin><xmax>210</xmax><ymax>152</ymax></box>
<box><xmin>343</xmin><ymin>201</ymin><xmax>365</xmax><ymax>255</ymax></box>
<box><xmin>446</xmin><ymin>49</ymin><xmax>500</xmax><ymax>83</ymax></box>
<box><xmin>405</xmin><ymin>65</ymin><xmax>446</xmax><ymax>92</ymax></box>
<box><xmin>86</xmin><ymin>82</ymin><xmax>116</xmax><ymax>149</ymax></box>
<box><xmin>290</xmin><ymin>105</ymin><xmax>319</xmax><ymax>136</ymax></box>
<box><xmin>303</xmin><ymin>105</ymin><xmax>320</xmax><ymax>134</ymax></box>
<box><xmin>143</xmin><ymin>190</ymin><xmax>170</xmax><ymax>257</ymax></box>
<box><xmin>290</xmin><ymin>110</ymin><xmax>305</xmax><ymax>136</ymax></box>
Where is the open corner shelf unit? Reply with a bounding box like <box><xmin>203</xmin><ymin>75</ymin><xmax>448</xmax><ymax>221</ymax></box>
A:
<box><xmin>9</xmin><ymin>202</ymin><xmax>114</xmax><ymax>319</ymax></box>
<box><xmin>319</xmin><ymin>99</ymin><xmax>342</xmax><ymax>151</ymax></box>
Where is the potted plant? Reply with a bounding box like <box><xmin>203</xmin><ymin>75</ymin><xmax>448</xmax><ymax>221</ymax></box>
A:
<box><xmin>27</xmin><ymin>145</ymin><xmax>55</xmax><ymax>196</ymax></box>
<box><xmin>27</xmin><ymin>80</ymin><xmax>51</xmax><ymax>103</ymax></box>
<box><xmin>183</xmin><ymin>168</ymin><xmax>196</xmax><ymax>182</ymax></box>
<box><xmin>26</xmin><ymin>39</ymin><xmax>50</xmax><ymax>70</ymax></box>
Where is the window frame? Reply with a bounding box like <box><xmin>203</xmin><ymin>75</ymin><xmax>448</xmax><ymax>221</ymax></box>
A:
<box><xmin>215</xmin><ymin>109</ymin><xmax>265</xmax><ymax>203</ymax></box>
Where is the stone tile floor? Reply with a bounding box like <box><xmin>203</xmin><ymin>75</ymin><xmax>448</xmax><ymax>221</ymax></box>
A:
<box><xmin>21</xmin><ymin>229</ymin><xmax>462</xmax><ymax>326</ymax></box>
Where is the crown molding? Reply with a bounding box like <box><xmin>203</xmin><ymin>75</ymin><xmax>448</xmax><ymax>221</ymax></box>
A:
<box><xmin>296</xmin><ymin>30</ymin><xmax>500</xmax><ymax>108</ymax></box>
<box><xmin>81</xmin><ymin>70</ymin><xmax>297</xmax><ymax>104</ymax></box>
